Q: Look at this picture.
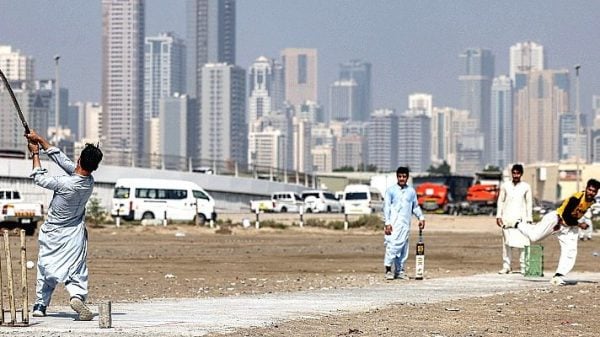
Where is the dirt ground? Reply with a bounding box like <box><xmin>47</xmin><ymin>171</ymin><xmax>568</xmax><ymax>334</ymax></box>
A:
<box><xmin>6</xmin><ymin>214</ymin><xmax>600</xmax><ymax>336</ymax></box>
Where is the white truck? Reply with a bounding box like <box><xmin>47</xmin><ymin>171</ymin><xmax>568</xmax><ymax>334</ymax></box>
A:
<box><xmin>0</xmin><ymin>188</ymin><xmax>44</xmax><ymax>235</ymax></box>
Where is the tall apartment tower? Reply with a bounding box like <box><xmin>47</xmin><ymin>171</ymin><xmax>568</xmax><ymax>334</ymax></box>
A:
<box><xmin>509</xmin><ymin>41</ymin><xmax>545</xmax><ymax>82</ymax></box>
<box><xmin>514</xmin><ymin>69</ymin><xmax>569</xmax><ymax>164</ymax></box>
<box><xmin>186</xmin><ymin>0</ymin><xmax>236</xmax><ymax>162</ymax></box>
<box><xmin>408</xmin><ymin>93</ymin><xmax>433</xmax><ymax>117</ymax></box>
<box><xmin>144</xmin><ymin>32</ymin><xmax>186</xmax><ymax>120</ymax></box>
<box><xmin>0</xmin><ymin>45</ymin><xmax>34</xmax><ymax>83</ymax></box>
<box><xmin>459</xmin><ymin>48</ymin><xmax>494</xmax><ymax>166</ymax></box>
<box><xmin>339</xmin><ymin>60</ymin><xmax>371</xmax><ymax>120</ymax></box>
<box><xmin>490</xmin><ymin>75</ymin><xmax>513</xmax><ymax>168</ymax></box>
<box><xmin>248</xmin><ymin>56</ymin><xmax>276</xmax><ymax>124</ymax></box>
<box><xmin>328</xmin><ymin>79</ymin><xmax>358</xmax><ymax>122</ymax></box>
<box><xmin>199</xmin><ymin>63</ymin><xmax>246</xmax><ymax>165</ymax></box>
<box><xmin>186</xmin><ymin>0</ymin><xmax>235</xmax><ymax>99</ymax></box>
<box><xmin>397</xmin><ymin>111</ymin><xmax>431</xmax><ymax>173</ymax></box>
<box><xmin>101</xmin><ymin>0</ymin><xmax>145</xmax><ymax>162</ymax></box>
<box><xmin>281</xmin><ymin>48</ymin><xmax>317</xmax><ymax>106</ymax></box>
<box><xmin>367</xmin><ymin>109</ymin><xmax>398</xmax><ymax>172</ymax></box>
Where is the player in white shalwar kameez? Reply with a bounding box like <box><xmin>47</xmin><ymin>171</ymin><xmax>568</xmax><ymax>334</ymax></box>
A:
<box><xmin>495</xmin><ymin>164</ymin><xmax>532</xmax><ymax>274</ymax></box>
<box><xmin>383</xmin><ymin>167</ymin><xmax>425</xmax><ymax>280</ymax></box>
<box><xmin>25</xmin><ymin>131</ymin><xmax>103</xmax><ymax>321</ymax></box>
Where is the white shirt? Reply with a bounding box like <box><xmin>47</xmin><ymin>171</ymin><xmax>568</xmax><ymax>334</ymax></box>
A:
<box><xmin>496</xmin><ymin>180</ymin><xmax>533</xmax><ymax>224</ymax></box>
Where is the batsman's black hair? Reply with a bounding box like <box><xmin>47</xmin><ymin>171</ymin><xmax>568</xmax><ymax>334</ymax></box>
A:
<box><xmin>586</xmin><ymin>178</ymin><xmax>600</xmax><ymax>190</ymax></box>
<box><xmin>396</xmin><ymin>166</ymin><xmax>410</xmax><ymax>176</ymax></box>
<box><xmin>80</xmin><ymin>143</ymin><xmax>103</xmax><ymax>172</ymax></box>
<box><xmin>511</xmin><ymin>164</ymin><xmax>524</xmax><ymax>174</ymax></box>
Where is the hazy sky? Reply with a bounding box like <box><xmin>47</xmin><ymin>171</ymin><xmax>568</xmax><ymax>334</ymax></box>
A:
<box><xmin>0</xmin><ymin>1</ymin><xmax>598</xmax><ymax>113</ymax></box>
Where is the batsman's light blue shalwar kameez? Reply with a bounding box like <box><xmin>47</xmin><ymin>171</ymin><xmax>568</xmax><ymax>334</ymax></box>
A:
<box><xmin>383</xmin><ymin>184</ymin><xmax>424</xmax><ymax>272</ymax></box>
<box><xmin>30</xmin><ymin>147</ymin><xmax>93</xmax><ymax>307</ymax></box>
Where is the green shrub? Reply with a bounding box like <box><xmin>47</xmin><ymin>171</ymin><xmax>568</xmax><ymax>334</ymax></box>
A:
<box><xmin>304</xmin><ymin>218</ymin><xmax>327</xmax><ymax>228</ymax></box>
<box><xmin>351</xmin><ymin>214</ymin><xmax>383</xmax><ymax>229</ymax></box>
<box><xmin>259</xmin><ymin>220</ymin><xmax>287</xmax><ymax>229</ymax></box>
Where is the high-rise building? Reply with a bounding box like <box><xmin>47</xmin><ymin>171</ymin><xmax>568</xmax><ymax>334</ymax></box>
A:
<box><xmin>34</xmin><ymin>80</ymin><xmax>68</xmax><ymax>139</ymax></box>
<box><xmin>248</xmin><ymin>126</ymin><xmax>285</xmax><ymax>170</ymax></box>
<box><xmin>335</xmin><ymin>134</ymin><xmax>365</xmax><ymax>170</ymax></box>
<box><xmin>292</xmin><ymin>116</ymin><xmax>312</xmax><ymax>173</ymax></box>
<box><xmin>459</xmin><ymin>48</ymin><xmax>494</xmax><ymax>166</ymax></box>
<box><xmin>144</xmin><ymin>32</ymin><xmax>186</xmax><ymax>120</ymax></box>
<box><xmin>311</xmin><ymin>145</ymin><xmax>334</xmax><ymax>172</ymax></box>
<box><xmin>186</xmin><ymin>0</ymin><xmax>236</xmax><ymax>163</ymax></box>
<box><xmin>339</xmin><ymin>59</ymin><xmax>371</xmax><ymax>120</ymax></box>
<box><xmin>160</xmin><ymin>94</ymin><xmax>189</xmax><ymax>170</ymax></box>
<box><xmin>248</xmin><ymin>56</ymin><xmax>276</xmax><ymax>124</ymax></box>
<box><xmin>431</xmin><ymin>107</ymin><xmax>463</xmax><ymax>168</ymax></box>
<box><xmin>198</xmin><ymin>63</ymin><xmax>246</xmax><ymax>165</ymax></box>
<box><xmin>186</xmin><ymin>0</ymin><xmax>235</xmax><ymax>98</ymax></box>
<box><xmin>281</xmin><ymin>48</ymin><xmax>317</xmax><ymax>106</ymax></box>
<box><xmin>397</xmin><ymin>111</ymin><xmax>431</xmax><ymax>173</ymax></box>
<box><xmin>408</xmin><ymin>93</ymin><xmax>433</xmax><ymax>117</ymax></box>
<box><xmin>490</xmin><ymin>75</ymin><xmax>513</xmax><ymax>168</ymax></box>
<box><xmin>0</xmin><ymin>45</ymin><xmax>34</xmax><ymax>83</ymax></box>
<box><xmin>509</xmin><ymin>41</ymin><xmax>545</xmax><ymax>82</ymax></box>
<box><xmin>367</xmin><ymin>109</ymin><xmax>398</xmax><ymax>172</ymax></box>
<box><xmin>514</xmin><ymin>69</ymin><xmax>569</xmax><ymax>164</ymax></box>
<box><xmin>72</xmin><ymin>102</ymin><xmax>102</xmax><ymax>143</ymax></box>
<box><xmin>328</xmin><ymin>79</ymin><xmax>358</xmax><ymax>122</ymax></box>
<box><xmin>0</xmin><ymin>82</ymin><xmax>30</xmax><ymax>149</ymax></box>
<box><xmin>560</xmin><ymin>112</ymin><xmax>588</xmax><ymax>162</ymax></box>
<box><xmin>101</xmin><ymin>0</ymin><xmax>145</xmax><ymax>163</ymax></box>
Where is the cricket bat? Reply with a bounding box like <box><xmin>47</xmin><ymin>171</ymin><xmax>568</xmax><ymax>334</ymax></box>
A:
<box><xmin>415</xmin><ymin>228</ymin><xmax>425</xmax><ymax>280</ymax></box>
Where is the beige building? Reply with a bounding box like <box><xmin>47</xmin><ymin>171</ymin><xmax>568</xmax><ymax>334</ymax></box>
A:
<box><xmin>514</xmin><ymin>69</ymin><xmax>569</xmax><ymax>164</ymax></box>
<box><xmin>281</xmin><ymin>48</ymin><xmax>317</xmax><ymax>106</ymax></box>
<box><xmin>311</xmin><ymin>145</ymin><xmax>334</xmax><ymax>172</ymax></box>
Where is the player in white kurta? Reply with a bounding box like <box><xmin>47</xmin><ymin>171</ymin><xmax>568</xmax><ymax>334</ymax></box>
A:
<box><xmin>26</xmin><ymin>131</ymin><xmax>103</xmax><ymax>321</ymax></box>
<box><xmin>383</xmin><ymin>167</ymin><xmax>425</xmax><ymax>280</ymax></box>
<box><xmin>496</xmin><ymin>164</ymin><xmax>532</xmax><ymax>274</ymax></box>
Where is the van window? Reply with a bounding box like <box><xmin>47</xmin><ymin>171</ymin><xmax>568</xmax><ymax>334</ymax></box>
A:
<box><xmin>294</xmin><ymin>194</ymin><xmax>303</xmax><ymax>201</ymax></box>
<box><xmin>302</xmin><ymin>192</ymin><xmax>319</xmax><ymax>199</ymax></box>
<box><xmin>114</xmin><ymin>187</ymin><xmax>130</xmax><ymax>199</ymax></box>
<box><xmin>13</xmin><ymin>191</ymin><xmax>20</xmax><ymax>199</ymax></box>
<box><xmin>346</xmin><ymin>192</ymin><xmax>368</xmax><ymax>200</ymax></box>
<box><xmin>135</xmin><ymin>188</ymin><xmax>187</xmax><ymax>200</ymax></box>
<box><xmin>193</xmin><ymin>190</ymin><xmax>209</xmax><ymax>200</ymax></box>
<box><xmin>371</xmin><ymin>192</ymin><xmax>383</xmax><ymax>202</ymax></box>
<box><xmin>324</xmin><ymin>192</ymin><xmax>336</xmax><ymax>200</ymax></box>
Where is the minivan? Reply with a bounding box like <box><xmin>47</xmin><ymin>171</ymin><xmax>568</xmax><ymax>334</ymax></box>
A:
<box><xmin>342</xmin><ymin>184</ymin><xmax>384</xmax><ymax>214</ymax></box>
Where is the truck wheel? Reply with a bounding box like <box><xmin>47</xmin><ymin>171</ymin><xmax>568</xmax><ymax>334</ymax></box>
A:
<box><xmin>142</xmin><ymin>212</ymin><xmax>155</xmax><ymax>220</ymax></box>
<box><xmin>194</xmin><ymin>214</ymin><xmax>207</xmax><ymax>226</ymax></box>
<box><xmin>25</xmin><ymin>222</ymin><xmax>37</xmax><ymax>236</ymax></box>
<box><xmin>280</xmin><ymin>207</ymin><xmax>287</xmax><ymax>213</ymax></box>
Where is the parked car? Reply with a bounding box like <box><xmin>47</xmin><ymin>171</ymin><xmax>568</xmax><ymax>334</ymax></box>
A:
<box><xmin>301</xmin><ymin>190</ymin><xmax>343</xmax><ymax>213</ymax></box>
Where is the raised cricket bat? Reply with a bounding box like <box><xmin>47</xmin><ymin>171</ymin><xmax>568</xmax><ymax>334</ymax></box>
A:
<box><xmin>415</xmin><ymin>228</ymin><xmax>425</xmax><ymax>280</ymax></box>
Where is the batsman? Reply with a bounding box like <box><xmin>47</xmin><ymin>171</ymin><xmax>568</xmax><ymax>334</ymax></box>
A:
<box><xmin>25</xmin><ymin>131</ymin><xmax>103</xmax><ymax>320</ymax></box>
<box><xmin>383</xmin><ymin>166</ymin><xmax>425</xmax><ymax>280</ymax></box>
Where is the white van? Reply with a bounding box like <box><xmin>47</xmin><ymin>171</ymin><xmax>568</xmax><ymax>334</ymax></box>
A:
<box><xmin>342</xmin><ymin>184</ymin><xmax>383</xmax><ymax>215</ymax></box>
<box><xmin>111</xmin><ymin>178</ymin><xmax>216</xmax><ymax>225</ymax></box>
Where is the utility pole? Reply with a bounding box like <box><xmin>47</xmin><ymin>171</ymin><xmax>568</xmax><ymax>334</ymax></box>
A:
<box><xmin>575</xmin><ymin>64</ymin><xmax>581</xmax><ymax>192</ymax></box>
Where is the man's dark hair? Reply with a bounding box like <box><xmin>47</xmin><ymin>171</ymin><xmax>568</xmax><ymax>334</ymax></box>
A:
<box><xmin>80</xmin><ymin>143</ymin><xmax>103</xmax><ymax>172</ymax></box>
<box><xmin>511</xmin><ymin>164</ymin><xmax>524</xmax><ymax>174</ymax></box>
<box><xmin>396</xmin><ymin>166</ymin><xmax>410</xmax><ymax>176</ymax></box>
<box><xmin>586</xmin><ymin>179</ymin><xmax>600</xmax><ymax>190</ymax></box>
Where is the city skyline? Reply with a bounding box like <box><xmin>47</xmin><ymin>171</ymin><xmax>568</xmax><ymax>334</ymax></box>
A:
<box><xmin>0</xmin><ymin>1</ymin><xmax>599</xmax><ymax>113</ymax></box>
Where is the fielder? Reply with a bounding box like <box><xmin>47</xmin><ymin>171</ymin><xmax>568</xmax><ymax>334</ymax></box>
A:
<box><xmin>496</xmin><ymin>164</ymin><xmax>532</xmax><ymax>274</ymax></box>
<box><xmin>508</xmin><ymin>179</ymin><xmax>600</xmax><ymax>285</ymax></box>
<box><xmin>383</xmin><ymin>166</ymin><xmax>425</xmax><ymax>280</ymax></box>
<box><xmin>26</xmin><ymin>131</ymin><xmax>103</xmax><ymax>320</ymax></box>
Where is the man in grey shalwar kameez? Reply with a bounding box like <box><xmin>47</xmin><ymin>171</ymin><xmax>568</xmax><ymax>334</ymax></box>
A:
<box><xmin>25</xmin><ymin>131</ymin><xmax>103</xmax><ymax>321</ymax></box>
<box><xmin>383</xmin><ymin>166</ymin><xmax>425</xmax><ymax>280</ymax></box>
